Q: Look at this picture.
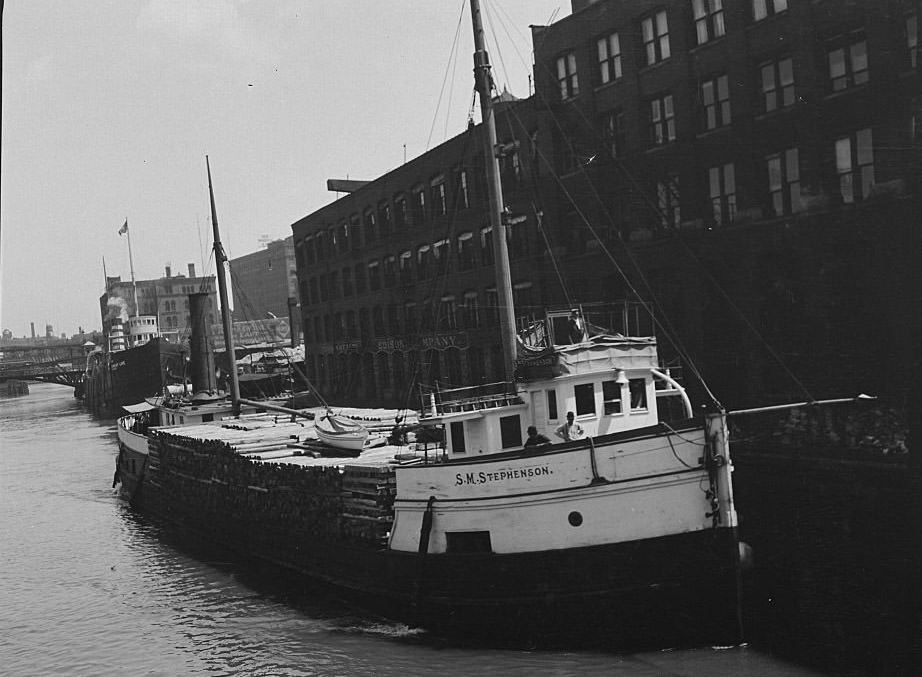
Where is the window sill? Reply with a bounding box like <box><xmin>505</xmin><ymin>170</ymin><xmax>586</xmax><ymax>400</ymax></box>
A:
<box><xmin>753</xmin><ymin>104</ymin><xmax>797</xmax><ymax>122</ymax></box>
<box><xmin>638</xmin><ymin>58</ymin><xmax>673</xmax><ymax>76</ymax></box>
<box><xmin>746</xmin><ymin>11</ymin><xmax>791</xmax><ymax>31</ymax></box>
<box><xmin>695</xmin><ymin>125</ymin><xmax>733</xmax><ymax>141</ymax></box>
<box><xmin>688</xmin><ymin>35</ymin><xmax>728</xmax><ymax>55</ymax></box>
<box><xmin>643</xmin><ymin>142</ymin><xmax>677</xmax><ymax>154</ymax></box>
<box><xmin>823</xmin><ymin>83</ymin><xmax>869</xmax><ymax>101</ymax></box>
<box><xmin>593</xmin><ymin>79</ymin><xmax>624</xmax><ymax>94</ymax></box>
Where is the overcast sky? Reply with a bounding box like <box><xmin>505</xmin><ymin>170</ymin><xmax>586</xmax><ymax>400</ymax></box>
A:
<box><xmin>0</xmin><ymin>0</ymin><xmax>566</xmax><ymax>337</ymax></box>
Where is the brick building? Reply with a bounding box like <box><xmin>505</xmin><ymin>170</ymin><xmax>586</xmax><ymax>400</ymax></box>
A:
<box><xmin>99</xmin><ymin>264</ymin><xmax>217</xmax><ymax>344</ymax></box>
<box><xmin>230</xmin><ymin>236</ymin><xmax>301</xmax><ymax>334</ymax></box>
<box><xmin>527</xmin><ymin>0</ymin><xmax>922</xmax><ymax>406</ymax></box>
<box><xmin>292</xmin><ymin>98</ymin><xmax>552</xmax><ymax>407</ymax></box>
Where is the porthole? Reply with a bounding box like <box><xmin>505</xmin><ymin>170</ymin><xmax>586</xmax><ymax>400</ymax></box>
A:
<box><xmin>568</xmin><ymin>511</ymin><xmax>583</xmax><ymax>527</ymax></box>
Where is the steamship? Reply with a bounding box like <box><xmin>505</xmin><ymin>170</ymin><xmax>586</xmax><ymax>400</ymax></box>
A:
<box><xmin>112</xmin><ymin>1</ymin><xmax>745</xmax><ymax>649</ymax></box>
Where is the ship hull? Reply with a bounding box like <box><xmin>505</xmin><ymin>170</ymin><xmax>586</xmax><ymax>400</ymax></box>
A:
<box><xmin>83</xmin><ymin>338</ymin><xmax>184</xmax><ymax>413</ymax></box>
<box><xmin>124</xmin><ymin>427</ymin><xmax>743</xmax><ymax>648</ymax></box>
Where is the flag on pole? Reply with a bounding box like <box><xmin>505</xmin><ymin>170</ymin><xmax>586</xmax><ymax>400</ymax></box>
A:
<box><xmin>118</xmin><ymin>220</ymin><xmax>128</xmax><ymax>236</ymax></box>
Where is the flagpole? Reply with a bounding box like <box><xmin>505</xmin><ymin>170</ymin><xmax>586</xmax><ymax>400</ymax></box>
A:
<box><xmin>125</xmin><ymin>219</ymin><xmax>139</xmax><ymax>321</ymax></box>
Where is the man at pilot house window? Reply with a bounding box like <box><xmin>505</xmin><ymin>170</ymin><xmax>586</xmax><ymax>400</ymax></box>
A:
<box><xmin>555</xmin><ymin>411</ymin><xmax>585</xmax><ymax>442</ymax></box>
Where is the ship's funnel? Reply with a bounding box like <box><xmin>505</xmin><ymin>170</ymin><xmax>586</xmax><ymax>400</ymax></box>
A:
<box><xmin>188</xmin><ymin>291</ymin><xmax>217</xmax><ymax>395</ymax></box>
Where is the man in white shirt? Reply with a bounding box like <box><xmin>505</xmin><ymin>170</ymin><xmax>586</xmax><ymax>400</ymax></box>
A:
<box><xmin>555</xmin><ymin>411</ymin><xmax>585</xmax><ymax>441</ymax></box>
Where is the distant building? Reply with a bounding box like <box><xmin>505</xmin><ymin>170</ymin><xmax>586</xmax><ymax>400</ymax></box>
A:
<box><xmin>229</xmin><ymin>236</ymin><xmax>300</xmax><ymax>336</ymax></box>
<box><xmin>99</xmin><ymin>264</ymin><xmax>218</xmax><ymax>346</ymax></box>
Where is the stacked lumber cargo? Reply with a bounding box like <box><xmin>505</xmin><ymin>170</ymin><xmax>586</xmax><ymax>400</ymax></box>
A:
<box><xmin>341</xmin><ymin>465</ymin><xmax>396</xmax><ymax>544</ymax></box>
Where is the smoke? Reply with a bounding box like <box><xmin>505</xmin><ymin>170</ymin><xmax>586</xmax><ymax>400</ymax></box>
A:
<box><xmin>107</xmin><ymin>297</ymin><xmax>129</xmax><ymax>323</ymax></box>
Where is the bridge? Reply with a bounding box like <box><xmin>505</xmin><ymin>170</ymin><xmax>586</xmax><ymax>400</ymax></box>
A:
<box><xmin>0</xmin><ymin>359</ymin><xmax>86</xmax><ymax>389</ymax></box>
<box><xmin>0</xmin><ymin>340</ymin><xmax>94</xmax><ymax>390</ymax></box>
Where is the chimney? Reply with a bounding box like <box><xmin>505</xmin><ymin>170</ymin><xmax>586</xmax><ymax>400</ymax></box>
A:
<box><xmin>30</xmin><ymin>322</ymin><xmax>35</xmax><ymax>339</ymax></box>
<box><xmin>188</xmin><ymin>263</ymin><xmax>196</xmax><ymax>278</ymax></box>
<box><xmin>165</xmin><ymin>265</ymin><xmax>172</xmax><ymax>278</ymax></box>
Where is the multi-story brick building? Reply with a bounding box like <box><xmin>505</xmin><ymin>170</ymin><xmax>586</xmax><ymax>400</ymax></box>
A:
<box><xmin>527</xmin><ymin>0</ymin><xmax>922</xmax><ymax>405</ymax></box>
<box><xmin>99</xmin><ymin>264</ymin><xmax>218</xmax><ymax>344</ymax></box>
<box><xmin>230</xmin><ymin>236</ymin><xmax>301</xmax><ymax>334</ymax></box>
<box><xmin>292</xmin><ymin>97</ymin><xmax>551</xmax><ymax>407</ymax></box>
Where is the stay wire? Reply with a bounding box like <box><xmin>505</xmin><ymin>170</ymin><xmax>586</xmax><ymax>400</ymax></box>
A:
<box><xmin>426</xmin><ymin>0</ymin><xmax>467</xmax><ymax>151</ymax></box>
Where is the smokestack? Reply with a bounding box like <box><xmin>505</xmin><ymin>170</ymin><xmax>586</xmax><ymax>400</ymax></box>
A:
<box><xmin>30</xmin><ymin>322</ymin><xmax>35</xmax><ymax>339</ymax></box>
<box><xmin>188</xmin><ymin>263</ymin><xmax>196</xmax><ymax>278</ymax></box>
<box><xmin>189</xmin><ymin>291</ymin><xmax>216</xmax><ymax>395</ymax></box>
<box><xmin>165</xmin><ymin>265</ymin><xmax>172</xmax><ymax>278</ymax></box>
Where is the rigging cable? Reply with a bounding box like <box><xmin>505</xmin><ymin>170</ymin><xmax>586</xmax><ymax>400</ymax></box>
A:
<box><xmin>510</xmin><ymin>29</ymin><xmax>815</xmax><ymax>405</ymax></box>
<box><xmin>426</xmin><ymin>0</ymin><xmax>467</xmax><ymax>152</ymax></box>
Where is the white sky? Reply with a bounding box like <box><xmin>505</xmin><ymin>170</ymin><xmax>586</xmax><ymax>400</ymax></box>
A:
<box><xmin>0</xmin><ymin>0</ymin><xmax>567</xmax><ymax>337</ymax></box>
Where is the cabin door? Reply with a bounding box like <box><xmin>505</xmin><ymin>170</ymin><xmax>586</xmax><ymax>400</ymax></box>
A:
<box><xmin>530</xmin><ymin>391</ymin><xmax>546</xmax><ymax>428</ymax></box>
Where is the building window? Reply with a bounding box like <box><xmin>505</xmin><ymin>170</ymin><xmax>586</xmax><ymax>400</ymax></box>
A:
<box><xmin>378</xmin><ymin>201</ymin><xmax>391</xmax><ymax>238</ymax></box>
<box><xmin>656</xmin><ymin>176</ymin><xmax>681</xmax><ymax>228</ymax></box>
<box><xmin>752</xmin><ymin>0</ymin><xmax>787</xmax><ymax>22</ymax></box>
<box><xmin>456</xmin><ymin>168</ymin><xmax>471</xmax><ymax>209</ymax></box>
<box><xmin>596</xmin><ymin>32</ymin><xmax>621</xmax><ymax>84</ymax></box>
<box><xmin>367</xmin><ymin>261</ymin><xmax>381</xmax><ymax>291</ymax></box>
<box><xmin>363</xmin><ymin>209</ymin><xmax>377</xmax><ymax>243</ymax></box>
<box><xmin>430</xmin><ymin>177</ymin><xmax>447</xmax><ymax>216</ymax></box>
<box><xmin>766</xmin><ymin>148</ymin><xmax>801</xmax><ymax>216</ymax></box>
<box><xmin>382</xmin><ymin>255</ymin><xmax>396</xmax><ymax>287</ymax></box>
<box><xmin>693</xmin><ymin>0</ymin><xmax>725</xmax><ymax>45</ymax></box>
<box><xmin>457</xmin><ymin>232</ymin><xmax>475</xmax><ymax>270</ymax></box>
<box><xmin>342</xmin><ymin>267</ymin><xmax>353</xmax><ymax>297</ymax></box>
<box><xmin>354</xmin><ymin>263</ymin><xmax>366</xmax><ymax>295</ymax></box>
<box><xmin>372</xmin><ymin>307</ymin><xmax>384</xmax><ymax>336</ymax></box>
<box><xmin>760</xmin><ymin>57</ymin><xmax>794</xmax><ymax>113</ymax></box>
<box><xmin>835</xmin><ymin>128</ymin><xmax>874</xmax><ymax>203</ymax></box>
<box><xmin>485</xmin><ymin>287</ymin><xmax>499</xmax><ymax>325</ymax></box>
<box><xmin>440</xmin><ymin>296</ymin><xmax>457</xmax><ymax>330</ymax></box>
<box><xmin>480</xmin><ymin>227</ymin><xmax>494</xmax><ymax>266</ymax></box>
<box><xmin>417</xmin><ymin>245</ymin><xmax>432</xmax><ymax>280</ymax></box>
<box><xmin>556</xmin><ymin>52</ymin><xmax>579</xmax><ymax>99</ymax></box>
<box><xmin>828</xmin><ymin>38</ymin><xmax>868</xmax><ymax>91</ymax></box>
<box><xmin>641</xmin><ymin>10</ymin><xmax>670</xmax><ymax>66</ymax></box>
<box><xmin>700</xmin><ymin>75</ymin><xmax>731</xmax><ymax>130</ymax></box>
<box><xmin>411</xmin><ymin>185</ymin><xmax>426</xmax><ymax>223</ymax></box>
<box><xmin>907</xmin><ymin>14</ymin><xmax>919</xmax><ymax>69</ymax></box>
<box><xmin>708</xmin><ymin>163</ymin><xmax>737</xmax><ymax>225</ymax></box>
<box><xmin>601</xmin><ymin>108</ymin><xmax>626</xmax><ymax>158</ymax></box>
<box><xmin>433</xmin><ymin>239</ymin><xmax>450</xmax><ymax>272</ymax></box>
<box><xmin>462</xmin><ymin>291</ymin><xmax>480</xmax><ymax>328</ymax></box>
<box><xmin>387</xmin><ymin>304</ymin><xmax>400</xmax><ymax>334</ymax></box>
<box><xmin>349</xmin><ymin>215</ymin><xmax>362</xmax><ymax>250</ymax></box>
<box><xmin>404</xmin><ymin>303</ymin><xmax>417</xmax><ymax>334</ymax></box>
<box><xmin>399</xmin><ymin>250</ymin><xmax>413</xmax><ymax>284</ymax></box>
<box><xmin>649</xmin><ymin>94</ymin><xmax>676</xmax><ymax>146</ymax></box>
<box><xmin>394</xmin><ymin>195</ymin><xmax>408</xmax><ymax>229</ymax></box>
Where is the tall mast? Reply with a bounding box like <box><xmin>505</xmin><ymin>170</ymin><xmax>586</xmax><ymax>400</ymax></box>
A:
<box><xmin>205</xmin><ymin>156</ymin><xmax>241</xmax><ymax>411</ymax></box>
<box><xmin>470</xmin><ymin>0</ymin><xmax>516</xmax><ymax>385</ymax></box>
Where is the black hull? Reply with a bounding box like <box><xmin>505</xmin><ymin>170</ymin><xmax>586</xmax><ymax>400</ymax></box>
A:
<box><xmin>84</xmin><ymin>338</ymin><xmax>183</xmax><ymax>412</ymax></box>
<box><xmin>120</xmin><ymin>432</ymin><xmax>744</xmax><ymax>648</ymax></box>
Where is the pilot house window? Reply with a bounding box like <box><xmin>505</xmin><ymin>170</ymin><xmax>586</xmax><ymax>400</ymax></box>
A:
<box><xmin>574</xmin><ymin>383</ymin><xmax>596</xmax><ymax>416</ymax></box>
<box><xmin>602</xmin><ymin>380</ymin><xmax>623</xmax><ymax>415</ymax></box>
<box><xmin>629</xmin><ymin>379</ymin><xmax>648</xmax><ymax>411</ymax></box>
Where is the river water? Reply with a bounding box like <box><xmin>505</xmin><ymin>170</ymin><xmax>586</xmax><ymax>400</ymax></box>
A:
<box><xmin>0</xmin><ymin>383</ymin><xmax>817</xmax><ymax>676</ymax></box>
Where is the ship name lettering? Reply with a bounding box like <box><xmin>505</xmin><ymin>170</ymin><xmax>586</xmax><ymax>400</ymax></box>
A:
<box><xmin>454</xmin><ymin>465</ymin><xmax>551</xmax><ymax>486</ymax></box>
